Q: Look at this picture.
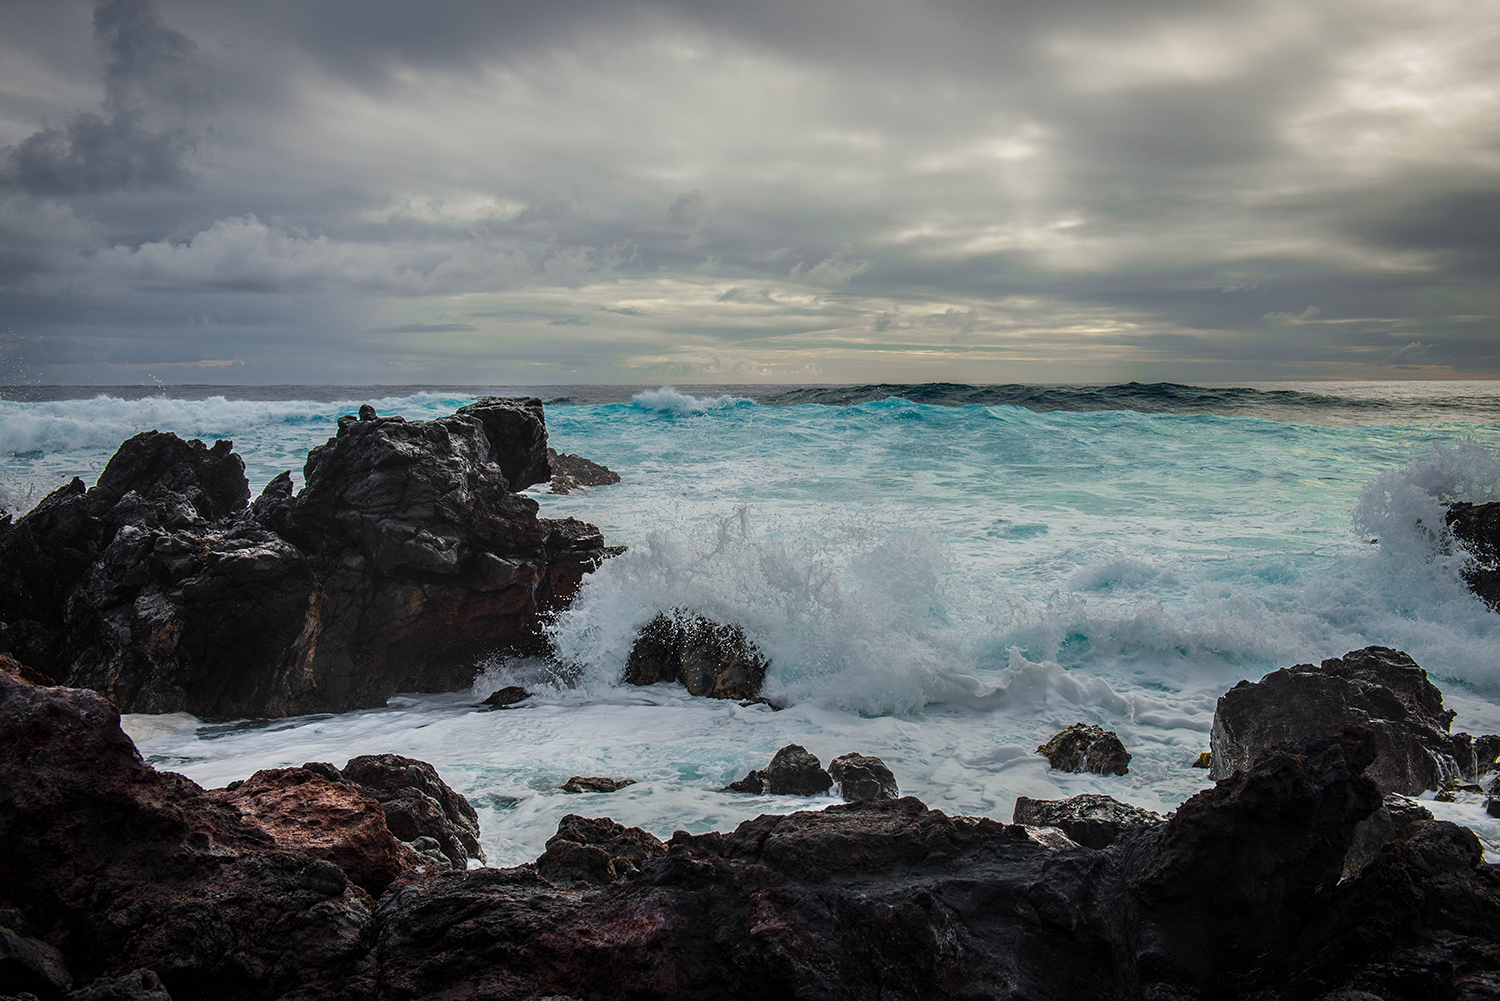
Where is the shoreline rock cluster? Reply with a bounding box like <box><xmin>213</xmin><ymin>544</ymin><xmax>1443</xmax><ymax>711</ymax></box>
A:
<box><xmin>0</xmin><ymin>399</ymin><xmax>617</xmax><ymax>718</ymax></box>
<box><xmin>5</xmin><ymin>651</ymin><xmax>1499</xmax><ymax>1000</ymax></box>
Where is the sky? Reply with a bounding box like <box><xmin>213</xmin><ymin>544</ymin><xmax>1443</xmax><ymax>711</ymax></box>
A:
<box><xmin>0</xmin><ymin>0</ymin><xmax>1497</xmax><ymax>385</ymax></box>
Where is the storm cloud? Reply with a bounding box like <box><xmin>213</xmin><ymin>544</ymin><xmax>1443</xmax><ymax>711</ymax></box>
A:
<box><xmin>0</xmin><ymin>0</ymin><xmax>1496</xmax><ymax>383</ymax></box>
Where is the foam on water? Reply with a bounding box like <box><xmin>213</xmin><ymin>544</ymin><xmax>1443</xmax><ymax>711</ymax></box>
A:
<box><xmin>10</xmin><ymin>385</ymin><xmax>1500</xmax><ymax>863</ymax></box>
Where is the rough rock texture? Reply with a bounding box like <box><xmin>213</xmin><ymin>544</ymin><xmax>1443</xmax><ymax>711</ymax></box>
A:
<box><xmin>336</xmin><ymin>754</ymin><xmax>483</xmax><ymax>871</ymax></box>
<box><xmin>622</xmin><ymin>609</ymin><xmax>767</xmax><ymax>699</ymax></box>
<box><xmin>1342</xmin><ymin>793</ymin><xmax>1435</xmax><ymax>879</ymax></box>
<box><xmin>208</xmin><ymin>767</ymin><xmax>426</xmax><ymax>896</ymax></box>
<box><xmin>0</xmin><ymin>399</ymin><xmax>614</xmax><ymax>717</ymax></box>
<box><xmin>10</xmin><ymin>657</ymin><xmax>1500</xmax><ymax>1001</ymax></box>
<box><xmin>1447</xmin><ymin>500</ymin><xmax>1500</xmax><ymax>609</ymax></box>
<box><xmin>0</xmin><ymin>666</ymin><xmax>377</xmax><ymax>999</ymax></box>
<box><xmin>1012</xmin><ymin>792</ymin><xmax>1163</xmax><ymax>849</ymax></box>
<box><xmin>827</xmin><ymin>752</ymin><xmax>899</xmax><ymax>802</ymax></box>
<box><xmin>546</xmin><ymin>448</ymin><xmax>621</xmax><ymax>494</ymax></box>
<box><xmin>1211</xmin><ymin>646</ymin><xmax>1485</xmax><ymax>795</ymax></box>
<box><xmin>480</xmin><ymin>685</ymin><xmax>530</xmax><ymax>707</ymax></box>
<box><xmin>560</xmin><ymin>777</ymin><xmax>636</xmax><ymax>794</ymax></box>
<box><xmin>1036</xmin><ymin>722</ymin><xmax>1132</xmax><ymax>775</ymax></box>
<box><xmin>725</xmin><ymin>743</ymin><xmax>834</xmax><ymax>796</ymax></box>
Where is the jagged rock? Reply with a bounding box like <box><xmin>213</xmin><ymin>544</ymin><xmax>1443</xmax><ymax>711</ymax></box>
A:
<box><xmin>208</xmin><ymin>767</ymin><xmax>423</xmax><ymax>895</ymax></box>
<box><xmin>725</xmin><ymin>744</ymin><xmax>833</xmax><ymax>796</ymax></box>
<box><xmin>770</xmin><ymin>745</ymin><xmax>830</xmax><ymax>795</ymax></box>
<box><xmin>1036</xmin><ymin>722</ymin><xmax>1131</xmax><ymax>775</ymax></box>
<box><xmin>0</xmin><ymin>922</ymin><xmax>73</xmax><ymax>998</ymax></box>
<box><xmin>0</xmin><ymin>399</ymin><xmax>614</xmax><ymax>717</ymax></box>
<box><xmin>827</xmin><ymin>752</ymin><xmax>899</xmax><ymax>802</ymax></box>
<box><xmin>1447</xmin><ymin>500</ymin><xmax>1500</xmax><ymax>609</ymax></box>
<box><xmin>337</xmin><ymin>754</ymin><xmax>483</xmax><ymax>870</ymax></box>
<box><xmin>10</xmin><ymin>652</ymin><xmax>1500</xmax><ymax>1001</ymax></box>
<box><xmin>1011</xmin><ymin>793</ymin><xmax>1163</xmax><ymax>849</ymax></box>
<box><xmin>535</xmin><ymin>815</ymin><xmax>666</xmax><ymax>883</ymax></box>
<box><xmin>1342</xmin><ymin>793</ymin><xmax>1435</xmax><ymax>879</ymax></box>
<box><xmin>1210</xmin><ymin>646</ymin><xmax>1475</xmax><ymax>795</ymax></box>
<box><xmin>479</xmin><ymin>686</ymin><xmax>530</xmax><ymax>707</ymax></box>
<box><xmin>561</xmin><ymin>776</ymin><xmax>636</xmax><ymax>794</ymax></box>
<box><xmin>546</xmin><ymin>448</ymin><xmax>620</xmax><ymax>494</ymax></box>
<box><xmin>623</xmin><ymin>609</ymin><xmax>767</xmax><ymax>699</ymax></box>
<box><xmin>1435</xmin><ymin>778</ymin><xmax>1486</xmax><ymax>803</ymax></box>
<box><xmin>0</xmin><ymin>665</ymin><xmax>377</xmax><ymax>999</ymax></box>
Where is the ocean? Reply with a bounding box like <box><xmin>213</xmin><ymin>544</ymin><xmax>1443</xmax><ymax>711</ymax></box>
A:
<box><xmin>5</xmin><ymin>381</ymin><xmax>1500</xmax><ymax>865</ymax></box>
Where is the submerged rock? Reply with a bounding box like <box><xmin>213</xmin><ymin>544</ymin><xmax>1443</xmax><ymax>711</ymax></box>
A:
<box><xmin>1036</xmin><ymin>722</ymin><xmax>1131</xmax><ymax>775</ymax></box>
<box><xmin>828</xmin><ymin>752</ymin><xmax>899</xmax><ymax>802</ymax></box>
<box><xmin>560</xmin><ymin>776</ymin><xmax>636</xmax><ymax>794</ymax></box>
<box><xmin>1012</xmin><ymin>793</ymin><xmax>1163</xmax><ymax>849</ymax></box>
<box><xmin>623</xmin><ymin>609</ymin><xmax>767</xmax><ymax>699</ymax></box>
<box><xmin>479</xmin><ymin>685</ymin><xmax>530</xmax><ymax>707</ymax></box>
<box><xmin>725</xmin><ymin>743</ymin><xmax>834</xmax><ymax>796</ymax></box>
<box><xmin>546</xmin><ymin>447</ymin><xmax>621</xmax><ymax>494</ymax></box>
<box><xmin>1210</xmin><ymin>646</ymin><xmax>1485</xmax><ymax>795</ymax></box>
<box><xmin>0</xmin><ymin>398</ymin><xmax>615</xmax><ymax>718</ymax></box>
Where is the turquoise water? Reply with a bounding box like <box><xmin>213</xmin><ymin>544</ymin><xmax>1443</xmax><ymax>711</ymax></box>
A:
<box><xmin>5</xmin><ymin>382</ymin><xmax>1500</xmax><ymax>863</ymax></box>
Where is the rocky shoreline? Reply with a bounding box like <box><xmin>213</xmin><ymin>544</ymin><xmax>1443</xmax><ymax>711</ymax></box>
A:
<box><xmin>3</xmin><ymin>649</ymin><xmax>1500</xmax><ymax>1000</ymax></box>
<box><xmin>6</xmin><ymin>404</ymin><xmax>1500</xmax><ymax>999</ymax></box>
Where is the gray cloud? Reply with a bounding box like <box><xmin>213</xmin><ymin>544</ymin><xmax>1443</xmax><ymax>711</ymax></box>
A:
<box><xmin>0</xmin><ymin>0</ymin><xmax>1495</xmax><ymax>382</ymax></box>
<box><xmin>1</xmin><ymin>0</ymin><xmax>199</xmax><ymax>197</ymax></box>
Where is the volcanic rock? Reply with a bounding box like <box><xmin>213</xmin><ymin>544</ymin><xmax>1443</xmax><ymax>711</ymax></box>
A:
<box><xmin>1210</xmin><ymin>646</ymin><xmax>1480</xmax><ymax>795</ymax></box>
<box><xmin>725</xmin><ymin>743</ymin><xmax>833</xmax><ymax>796</ymax></box>
<box><xmin>336</xmin><ymin>754</ymin><xmax>483</xmax><ymax>870</ymax></box>
<box><xmin>1447</xmin><ymin>500</ymin><xmax>1500</xmax><ymax>609</ymax></box>
<box><xmin>623</xmin><ymin>609</ymin><xmax>767</xmax><ymax>699</ymax></box>
<box><xmin>1012</xmin><ymin>793</ymin><xmax>1163</xmax><ymax>849</ymax></box>
<box><xmin>1036</xmin><ymin>722</ymin><xmax>1131</xmax><ymax>775</ymax></box>
<box><xmin>1342</xmin><ymin>793</ymin><xmax>1436</xmax><ymax>879</ymax></box>
<box><xmin>827</xmin><ymin>752</ymin><xmax>899</xmax><ymax>802</ymax></box>
<box><xmin>0</xmin><ymin>398</ymin><xmax>614</xmax><ymax>717</ymax></box>
<box><xmin>479</xmin><ymin>685</ymin><xmax>530</xmax><ymax>707</ymax></box>
<box><xmin>0</xmin><ymin>665</ymin><xmax>377</xmax><ymax>999</ymax></box>
<box><xmin>546</xmin><ymin>447</ymin><xmax>621</xmax><ymax>494</ymax></box>
<box><xmin>560</xmin><ymin>776</ymin><xmax>636</xmax><ymax>794</ymax></box>
<box><xmin>9</xmin><ymin>651</ymin><xmax>1500</xmax><ymax>1001</ymax></box>
<box><xmin>535</xmin><ymin>815</ymin><xmax>666</xmax><ymax>883</ymax></box>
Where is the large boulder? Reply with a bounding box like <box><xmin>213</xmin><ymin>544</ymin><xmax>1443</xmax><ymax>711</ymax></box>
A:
<box><xmin>1447</xmin><ymin>500</ymin><xmax>1500</xmax><ymax>609</ymax></box>
<box><xmin>623</xmin><ymin>609</ymin><xmax>767</xmax><ymax>699</ymax></box>
<box><xmin>1210</xmin><ymin>646</ymin><xmax>1481</xmax><ymax>795</ymax></box>
<box><xmin>546</xmin><ymin>447</ymin><xmax>620</xmax><ymax>494</ymax></box>
<box><xmin>725</xmin><ymin>743</ymin><xmax>833</xmax><ymax>796</ymax></box>
<box><xmin>0</xmin><ymin>399</ymin><xmax>615</xmax><ymax>717</ymax></box>
<box><xmin>828</xmin><ymin>752</ymin><xmax>899</xmax><ymax>802</ymax></box>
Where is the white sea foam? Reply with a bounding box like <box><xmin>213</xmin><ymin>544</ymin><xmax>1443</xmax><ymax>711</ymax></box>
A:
<box><xmin>14</xmin><ymin>387</ymin><xmax>1500</xmax><ymax>864</ymax></box>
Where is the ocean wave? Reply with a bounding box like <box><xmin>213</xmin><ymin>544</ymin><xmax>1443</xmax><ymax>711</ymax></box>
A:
<box><xmin>628</xmin><ymin>387</ymin><xmax>754</xmax><ymax>415</ymax></box>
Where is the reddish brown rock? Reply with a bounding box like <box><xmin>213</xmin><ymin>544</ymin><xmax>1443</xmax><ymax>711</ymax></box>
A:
<box><xmin>209</xmin><ymin>767</ymin><xmax>424</xmax><ymax>896</ymax></box>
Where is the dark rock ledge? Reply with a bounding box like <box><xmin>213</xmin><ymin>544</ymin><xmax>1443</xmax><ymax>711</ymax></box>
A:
<box><xmin>0</xmin><ymin>398</ymin><xmax>617</xmax><ymax>718</ymax></box>
<box><xmin>6</xmin><ymin>656</ymin><xmax>1500</xmax><ymax>1001</ymax></box>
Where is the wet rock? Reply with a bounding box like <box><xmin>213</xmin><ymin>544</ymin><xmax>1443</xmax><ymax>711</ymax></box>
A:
<box><xmin>561</xmin><ymin>776</ymin><xmax>636</xmax><ymax>794</ymax></box>
<box><xmin>339</xmin><ymin>753</ymin><xmax>483</xmax><ymax>870</ymax></box>
<box><xmin>535</xmin><ymin>815</ymin><xmax>666</xmax><ymax>883</ymax></box>
<box><xmin>0</xmin><ymin>922</ymin><xmax>73</xmax><ymax>998</ymax></box>
<box><xmin>208</xmin><ymin>766</ymin><xmax>420</xmax><ymax>895</ymax></box>
<box><xmin>479</xmin><ymin>685</ymin><xmax>530</xmax><ymax>707</ymax></box>
<box><xmin>0</xmin><ymin>398</ymin><xmax>614</xmax><ymax>718</ymax></box>
<box><xmin>1446</xmin><ymin>500</ymin><xmax>1500</xmax><ymax>609</ymax></box>
<box><xmin>1210</xmin><ymin>646</ymin><xmax>1474</xmax><ymax>795</ymax></box>
<box><xmin>0</xmin><ymin>667</ymin><xmax>376</xmax><ymax>999</ymax></box>
<box><xmin>1435</xmin><ymin>778</ymin><xmax>1486</xmax><ymax>803</ymax></box>
<box><xmin>1342</xmin><ymin>793</ymin><xmax>1435</xmax><ymax>879</ymax></box>
<box><xmin>828</xmin><ymin>752</ymin><xmax>899</xmax><ymax>802</ymax></box>
<box><xmin>723</xmin><ymin>769</ymin><xmax>767</xmax><ymax>793</ymax></box>
<box><xmin>623</xmin><ymin>609</ymin><xmax>767</xmax><ymax>699</ymax></box>
<box><xmin>768</xmin><ymin>744</ymin><xmax>833</xmax><ymax>795</ymax></box>
<box><xmin>1036</xmin><ymin>722</ymin><xmax>1131</xmax><ymax>775</ymax></box>
<box><xmin>1011</xmin><ymin>793</ymin><xmax>1163</xmax><ymax>849</ymax></box>
<box><xmin>546</xmin><ymin>447</ymin><xmax>621</xmax><ymax>494</ymax></box>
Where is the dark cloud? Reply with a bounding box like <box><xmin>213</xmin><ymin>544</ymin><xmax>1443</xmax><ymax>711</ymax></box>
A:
<box><xmin>1</xmin><ymin>0</ymin><xmax>199</xmax><ymax>198</ymax></box>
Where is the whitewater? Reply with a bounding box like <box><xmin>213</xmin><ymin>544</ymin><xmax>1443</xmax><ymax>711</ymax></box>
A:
<box><xmin>5</xmin><ymin>381</ymin><xmax>1500</xmax><ymax>864</ymax></box>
